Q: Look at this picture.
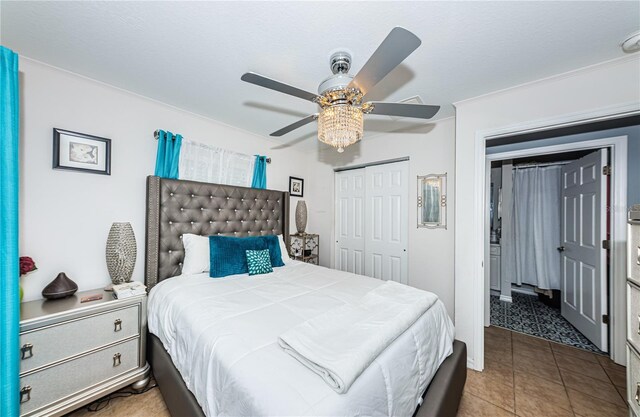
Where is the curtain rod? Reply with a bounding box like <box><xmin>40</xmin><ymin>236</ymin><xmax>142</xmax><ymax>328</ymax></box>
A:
<box><xmin>154</xmin><ymin>130</ymin><xmax>271</xmax><ymax>164</ymax></box>
<box><xmin>514</xmin><ymin>160</ymin><xmax>572</xmax><ymax>169</ymax></box>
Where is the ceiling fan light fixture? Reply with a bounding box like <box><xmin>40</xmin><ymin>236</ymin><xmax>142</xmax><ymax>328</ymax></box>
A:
<box><xmin>317</xmin><ymin>104</ymin><xmax>364</xmax><ymax>153</ymax></box>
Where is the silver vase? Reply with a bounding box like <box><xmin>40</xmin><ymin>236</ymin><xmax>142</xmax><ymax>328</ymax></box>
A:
<box><xmin>106</xmin><ymin>222</ymin><xmax>137</xmax><ymax>285</ymax></box>
<box><xmin>295</xmin><ymin>200</ymin><xmax>307</xmax><ymax>234</ymax></box>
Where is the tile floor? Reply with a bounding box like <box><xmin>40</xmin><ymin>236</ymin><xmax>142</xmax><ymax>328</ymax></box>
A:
<box><xmin>458</xmin><ymin>326</ymin><xmax>628</xmax><ymax>417</ymax></box>
<box><xmin>67</xmin><ymin>327</ymin><xmax>629</xmax><ymax>417</ymax></box>
<box><xmin>490</xmin><ymin>292</ymin><xmax>603</xmax><ymax>353</ymax></box>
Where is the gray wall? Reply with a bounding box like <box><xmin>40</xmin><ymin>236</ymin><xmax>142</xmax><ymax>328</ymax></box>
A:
<box><xmin>486</xmin><ymin>125</ymin><xmax>640</xmax><ymax>207</ymax></box>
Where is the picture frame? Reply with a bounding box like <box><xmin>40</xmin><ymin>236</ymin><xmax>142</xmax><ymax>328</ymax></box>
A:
<box><xmin>289</xmin><ymin>176</ymin><xmax>304</xmax><ymax>197</ymax></box>
<box><xmin>53</xmin><ymin>128</ymin><xmax>111</xmax><ymax>175</ymax></box>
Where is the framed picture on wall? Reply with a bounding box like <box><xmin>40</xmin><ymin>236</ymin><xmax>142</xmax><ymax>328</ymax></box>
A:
<box><xmin>53</xmin><ymin>128</ymin><xmax>111</xmax><ymax>175</ymax></box>
<box><xmin>289</xmin><ymin>176</ymin><xmax>304</xmax><ymax>197</ymax></box>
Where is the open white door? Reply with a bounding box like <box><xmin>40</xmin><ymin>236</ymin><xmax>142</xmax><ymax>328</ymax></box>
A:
<box><xmin>560</xmin><ymin>149</ymin><xmax>608</xmax><ymax>352</ymax></box>
<box><xmin>335</xmin><ymin>169</ymin><xmax>366</xmax><ymax>274</ymax></box>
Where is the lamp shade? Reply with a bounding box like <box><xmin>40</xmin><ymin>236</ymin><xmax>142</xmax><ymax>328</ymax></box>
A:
<box><xmin>317</xmin><ymin>104</ymin><xmax>364</xmax><ymax>153</ymax></box>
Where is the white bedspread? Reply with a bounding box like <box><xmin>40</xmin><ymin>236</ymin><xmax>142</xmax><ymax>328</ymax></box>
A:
<box><xmin>148</xmin><ymin>261</ymin><xmax>454</xmax><ymax>417</ymax></box>
<box><xmin>279</xmin><ymin>281</ymin><xmax>438</xmax><ymax>394</ymax></box>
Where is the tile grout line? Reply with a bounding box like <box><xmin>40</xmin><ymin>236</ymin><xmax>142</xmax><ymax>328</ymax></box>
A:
<box><xmin>553</xmin><ymin>349</ymin><xmax>576</xmax><ymax>416</ymax></box>
<box><xmin>510</xmin><ymin>329</ymin><xmax>516</xmax><ymax>416</ymax></box>
<box><xmin>464</xmin><ymin>391</ymin><xmax>517</xmax><ymax>416</ymax></box>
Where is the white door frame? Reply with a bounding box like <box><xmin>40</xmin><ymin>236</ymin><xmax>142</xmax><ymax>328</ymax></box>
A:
<box><xmin>472</xmin><ymin>103</ymin><xmax>638</xmax><ymax>371</ymax></box>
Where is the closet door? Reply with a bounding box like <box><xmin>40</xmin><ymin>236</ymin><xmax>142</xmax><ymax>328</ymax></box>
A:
<box><xmin>335</xmin><ymin>169</ymin><xmax>366</xmax><ymax>274</ymax></box>
<box><xmin>364</xmin><ymin>162</ymin><xmax>409</xmax><ymax>284</ymax></box>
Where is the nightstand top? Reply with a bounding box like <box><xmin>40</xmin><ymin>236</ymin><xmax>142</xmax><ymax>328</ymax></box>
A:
<box><xmin>20</xmin><ymin>288</ymin><xmax>144</xmax><ymax>323</ymax></box>
<box><xmin>291</xmin><ymin>233</ymin><xmax>318</xmax><ymax>237</ymax></box>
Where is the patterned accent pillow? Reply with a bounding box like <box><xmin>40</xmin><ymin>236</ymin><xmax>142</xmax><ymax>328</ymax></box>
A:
<box><xmin>246</xmin><ymin>249</ymin><xmax>273</xmax><ymax>276</ymax></box>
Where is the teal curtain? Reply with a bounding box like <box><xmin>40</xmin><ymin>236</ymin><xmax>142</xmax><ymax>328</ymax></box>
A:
<box><xmin>0</xmin><ymin>46</ymin><xmax>20</xmax><ymax>417</ymax></box>
<box><xmin>251</xmin><ymin>155</ymin><xmax>267</xmax><ymax>189</ymax></box>
<box><xmin>154</xmin><ymin>130</ymin><xmax>182</xmax><ymax>178</ymax></box>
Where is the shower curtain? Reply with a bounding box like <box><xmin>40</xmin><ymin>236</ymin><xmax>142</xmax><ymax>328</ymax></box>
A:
<box><xmin>511</xmin><ymin>165</ymin><xmax>562</xmax><ymax>290</ymax></box>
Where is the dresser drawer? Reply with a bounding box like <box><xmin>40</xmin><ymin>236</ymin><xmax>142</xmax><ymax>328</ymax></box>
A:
<box><xmin>629</xmin><ymin>223</ymin><xmax>640</xmax><ymax>286</ymax></box>
<box><xmin>628</xmin><ymin>345</ymin><xmax>640</xmax><ymax>416</ymax></box>
<box><xmin>630</xmin><ymin>283</ymin><xmax>640</xmax><ymax>351</ymax></box>
<box><xmin>19</xmin><ymin>337</ymin><xmax>139</xmax><ymax>416</ymax></box>
<box><xmin>20</xmin><ymin>305</ymin><xmax>139</xmax><ymax>374</ymax></box>
<box><xmin>490</xmin><ymin>245</ymin><xmax>501</xmax><ymax>256</ymax></box>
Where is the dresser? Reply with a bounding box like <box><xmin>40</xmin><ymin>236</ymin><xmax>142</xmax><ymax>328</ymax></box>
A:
<box><xmin>628</xmin><ymin>205</ymin><xmax>640</xmax><ymax>417</ymax></box>
<box><xmin>19</xmin><ymin>289</ymin><xmax>150</xmax><ymax>417</ymax></box>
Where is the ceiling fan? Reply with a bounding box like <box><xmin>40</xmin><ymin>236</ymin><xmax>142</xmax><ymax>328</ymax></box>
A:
<box><xmin>241</xmin><ymin>27</ymin><xmax>440</xmax><ymax>152</ymax></box>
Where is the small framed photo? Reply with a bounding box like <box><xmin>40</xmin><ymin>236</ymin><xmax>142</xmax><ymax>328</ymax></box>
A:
<box><xmin>53</xmin><ymin>128</ymin><xmax>111</xmax><ymax>175</ymax></box>
<box><xmin>289</xmin><ymin>176</ymin><xmax>304</xmax><ymax>197</ymax></box>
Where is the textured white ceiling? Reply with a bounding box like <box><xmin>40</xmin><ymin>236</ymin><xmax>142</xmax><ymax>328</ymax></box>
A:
<box><xmin>2</xmin><ymin>1</ymin><xmax>638</xmax><ymax>150</ymax></box>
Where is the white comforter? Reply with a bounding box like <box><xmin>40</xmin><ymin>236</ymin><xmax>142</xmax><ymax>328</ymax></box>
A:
<box><xmin>279</xmin><ymin>281</ymin><xmax>439</xmax><ymax>394</ymax></box>
<box><xmin>148</xmin><ymin>261</ymin><xmax>454</xmax><ymax>417</ymax></box>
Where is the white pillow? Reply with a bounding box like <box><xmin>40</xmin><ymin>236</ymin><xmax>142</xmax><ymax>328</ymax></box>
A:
<box><xmin>278</xmin><ymin>235</ymin><xmax>292</xmax><ymax>264</ymax></box>
<box><xmin>181</xmin><ymin>234</ymin><xmax>210</xmax><ymax>275</ymax></box>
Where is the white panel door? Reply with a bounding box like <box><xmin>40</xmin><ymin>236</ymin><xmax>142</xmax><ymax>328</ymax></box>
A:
<box><xmin>334</xmin><ymin>169</ymin><xmax>366</xmax><ymax>275</ymax></box>
<box><xmin>364</xmin><ymin>161</ymin><xmax>409</xmax><ymax>283</ymax></box>
<box><xmin>561</xmin><ymin>149</ymin><xmax>608</xmax><ymax>352</ymax></box>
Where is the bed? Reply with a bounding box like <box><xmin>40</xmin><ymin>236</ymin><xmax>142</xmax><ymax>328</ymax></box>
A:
<box><xmin>144</xmin><ymin>176</ymin><xmax>466</xmax><ymax>417</ymax></box>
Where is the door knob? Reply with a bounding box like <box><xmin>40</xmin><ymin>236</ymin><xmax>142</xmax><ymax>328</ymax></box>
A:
<box><xmin>557</xmin><ymin>246</ymin><xmax>565</xmax><ymax>252</ymax></box>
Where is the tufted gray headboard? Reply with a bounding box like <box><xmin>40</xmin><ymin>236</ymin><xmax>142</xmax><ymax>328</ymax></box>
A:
<box><xmin>145</xmin><ymin>176</ymin><xmax>290</xmax><ymax>289</ymax></box>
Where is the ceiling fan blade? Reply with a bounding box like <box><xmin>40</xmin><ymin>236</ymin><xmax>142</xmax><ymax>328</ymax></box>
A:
<box><xmin>348</xmin><ymin>27</ymin><xmax>421</xmax><ymax>96</ymax></box>
<box><xmin>241</xmin><ymin>72</ymin><xmax>320</xmax><ymax>103</ymax></box>
<box><xmin>365</xmin><ymin>102</ymin><xmax>440</xmax><ymax>119</ymax></box>
<box><xmin>270</xmin><ymin>114</ymin><xmax>318</xmax><ymax>137</ymax></box>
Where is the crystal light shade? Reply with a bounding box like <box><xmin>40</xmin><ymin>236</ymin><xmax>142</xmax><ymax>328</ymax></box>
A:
<box><xmin>317</xmin><ymin>105</ymin><xmax>364</xmax><ymax>153</ymax></box>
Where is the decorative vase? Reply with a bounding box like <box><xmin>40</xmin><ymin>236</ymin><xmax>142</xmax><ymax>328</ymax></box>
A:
<box><xmin>106</xmin><ymin>222</ymin><xmax>137</xmax><ymax>286</ymax></box>
<box><xmin>42</xmin><ymin>272</ymin><xmax>78</xmax><ymax>299</ymax></box>
<box><xmin>295</xmin><ymin>200</ymin><xmax>307</xmax><ymax>234</ymax></box>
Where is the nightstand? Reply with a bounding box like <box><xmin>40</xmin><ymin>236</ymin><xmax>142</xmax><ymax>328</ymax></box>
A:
<box><xmin>19</xmin><ymin>288</ymin><xmax>150</xmax><ymax>417</ymax></box>
<box><xmin>290</xmin><ymin>233</ymin><xmax>319</xmax><ymax>265</ymax></box>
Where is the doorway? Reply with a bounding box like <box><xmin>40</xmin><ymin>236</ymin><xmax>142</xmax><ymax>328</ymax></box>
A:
<box><xmin>482</xmin><ymin>134</ymin><xmax>628</xmax><ymax>366</ymax></box>
<box><xmin>334</xmin><ymin>160</ymin><xmax>409</xmax><ymax>283</ymax></box>
<box><xmin>486</xmin><ymin>148</ymin><xmax>610</xmax><ymax>354</ymax></box>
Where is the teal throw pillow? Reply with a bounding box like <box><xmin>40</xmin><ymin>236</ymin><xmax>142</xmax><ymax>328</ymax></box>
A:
<box><xmin>246</xmin><ymin>249</ymin><xmax>273</xmax><ymax>276</ymax></box>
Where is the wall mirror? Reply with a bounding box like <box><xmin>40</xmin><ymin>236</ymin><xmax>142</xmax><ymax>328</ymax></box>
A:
<box><xmin>417</xmin><ymin>173</ymin><xmax>447</xmax><ymax>229</ymax></box>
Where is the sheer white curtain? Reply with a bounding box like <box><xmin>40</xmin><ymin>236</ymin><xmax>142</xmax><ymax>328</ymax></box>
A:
<box><xmin>511</xmin><ymin>165</ymin><xmax>562</xmax><ymax>290</ymax></box>
<box><xmin>178</xmin><ymin>140</ymin><xmax>255</xmax><ymax>187</ymax></box>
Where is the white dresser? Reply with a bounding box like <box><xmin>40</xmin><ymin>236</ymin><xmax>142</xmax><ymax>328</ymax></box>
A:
<box><xmin>628</xmin><ymin>205</ymin><xmax>640</xmax><ymax>417</ymax></box>
<box><xmin>19</xmin><ymin>289</ymin><xmax>150</xmax><ymax>417</ymax></box>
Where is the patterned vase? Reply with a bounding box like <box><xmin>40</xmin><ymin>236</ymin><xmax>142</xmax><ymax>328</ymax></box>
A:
<box><xmin>295</xmin><ymin>200</ymin><xmax>307</xmax><ymax>234</ymax></box>
<box><xmin>106</xmin><ymin>222</ymin><xmax>137</xmax><ymax>285</ymax></box>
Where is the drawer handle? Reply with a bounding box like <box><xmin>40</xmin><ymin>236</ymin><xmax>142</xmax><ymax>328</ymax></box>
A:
<box><xmin>114</xmin><ymin>319</ymin><xmax>122</xmax><ymax>332</ymax></box>
<box><xmin>113</xmin><ymin>352</ymin><xmax>121</xmax><ymax>367</ymax></box>
<box><xmin>636</xmin><ymin>382</ymin><xmax>640</xmax><ymax>405</ymax></box>
<box><xmin>21</xmin><ymin>343</ymin><xmax>33</xmax><ymax>360</ymax></box>
<box><xmin>638</xmin><ymin>315</ymin><xmax>640</xmax><ymax>336</ymax></box>
<box><xmin>20</xmin><ymin>386</ymin><xmax>31</xmax><ymax>404</ymax></box>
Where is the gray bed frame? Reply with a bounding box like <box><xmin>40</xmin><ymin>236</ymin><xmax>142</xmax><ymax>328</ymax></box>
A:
<box><xmin>144</xmin><ymin>175</ymin><xmax>466</xmax><ymax>417</ymax></box>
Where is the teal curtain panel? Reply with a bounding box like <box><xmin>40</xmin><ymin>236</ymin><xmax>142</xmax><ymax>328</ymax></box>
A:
<box><xmin>0</xmin><ymin>45</ymin><xmax>20</xmax><ymax>417</ymax></box>
<box><xmin>154</xmin><ymin>130</ymin><xmax>182</xmax><ymax>178</ymax></box>
<box><xmin>251</xmin><ymin>155</ymin><xmax>267</xmax><ymax>189</ymax></box>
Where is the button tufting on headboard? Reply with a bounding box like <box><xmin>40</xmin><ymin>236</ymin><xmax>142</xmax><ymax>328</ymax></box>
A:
<box><xmin>145</xmin><ymin>176</ymin><xmax>289</xmax><ymax>289</ymax></box>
